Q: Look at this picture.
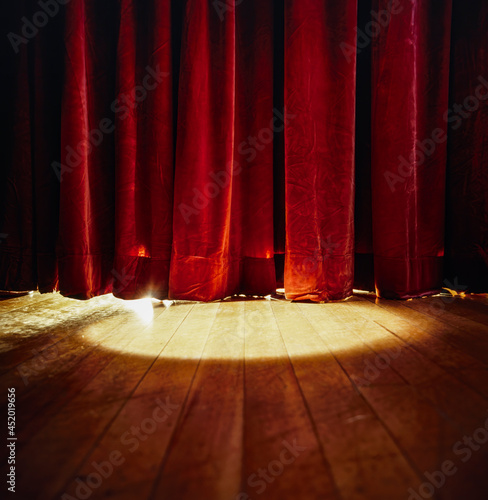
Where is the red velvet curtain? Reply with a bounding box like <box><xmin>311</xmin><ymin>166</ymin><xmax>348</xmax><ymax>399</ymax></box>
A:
<box><xmin>284</xmin><ymin>0</ymin><xmax>357</xmax><ymax>301</ymax></box>
<box><xmin>1</xmin><ymin>0</ymin><xmax>487</xmax><ymax>301</ymax></box>
<box><xmin>371</xmin><ymin>0</ymin><xmax>453</xmax><ymax>298</ymax></box>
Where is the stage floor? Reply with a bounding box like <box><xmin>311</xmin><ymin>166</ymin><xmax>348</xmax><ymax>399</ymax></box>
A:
<box><xmin>1</xmin><ymin>291</ymin><xmax>488</xmax><ymax>499</ymax></box>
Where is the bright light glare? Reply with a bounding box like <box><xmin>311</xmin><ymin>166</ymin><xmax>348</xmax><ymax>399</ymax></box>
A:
<box><xmin>123</xmin><ymin>298</ymin><xmax>154</xmax><ymax>324</ymax></box>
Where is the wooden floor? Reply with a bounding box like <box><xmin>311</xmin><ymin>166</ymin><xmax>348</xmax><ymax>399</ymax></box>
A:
<box><xmin>1</xmin><ymin>291</ymin><xmax>488</xmax><ymax>500</ymax></box>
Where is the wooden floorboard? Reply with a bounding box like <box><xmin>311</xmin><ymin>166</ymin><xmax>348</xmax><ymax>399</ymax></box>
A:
<box><xmin>349</xmin><ymin>297</ymin><xmax>488</xmax><ymax>399</ymax></box>
<box><xmin>0</xmin><ymin>294</ymin><xmax>127</xmax><ymax>373</ymax></box>
<box><xmin>323</xmin><ymin>299</ymin><xmax>488</xmax><ymax>500</ymax></box>
<box><xmin>61</xmin><ymin>302</ymin><xmax>217</xmax><ymax>500</ymax></box>
<box><xmin>149</xmin><ymin>301</ymin><xmax>244</xmax><ymax>500</ymax></box>
<box><xmin>272</xmin><ymin>301</ymin><xmax>420</xmax><ymax>500</ymax></box>
<box><xmin>30</xmin><ymin>302</ymin><xmax>194</xmax><ymax>500</ymax></box>
<box><xmin>444</xmin><ymin>295</ymin><xmax>488</xmax><ymax>324</ymax></box>
<box><xmin>240</xmin><ymin>300</ymin><xmax>338</xmax><ymax>500</ymax></box>
<box><xmin>365</xmin><ymin>295</ymin><xmax>488</xmax><ymax>365</ymax></box>
<box><xmin>0</xmin><ymin>299</ymin><xmax>159</xmax><ymax>444</ymax></box>
<box><xmin>401</xmin><ymin>296</ymin><xmax>488</xmax><ymax>339</ymax></box>
<box><xmin>1</xmin><ymin>293</ymin><xmax>488</xmax><ymax>499</ymax></box>
<box><xmin>296</xmin><ymin>302</ymin><xmax>455</xmax><ymax>495</ymax></box>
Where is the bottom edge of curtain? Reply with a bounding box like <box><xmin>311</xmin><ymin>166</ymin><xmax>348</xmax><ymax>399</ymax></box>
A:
<box><xmin>374</xmin><ymin>255</ymin><xmax>443</xmax><ymax>299</ymax></box>
<box><xmin>111</xmin><ymin>254</ymin><xmax>170</xmax><ymax>300</ymax></box>
<box><xmin>169</xmin><ymin>255</ymin><xmax>276</xmax><ymax>301</ymax></box>
<box><xmin>284</xmin><ymin>253</ymin><xmax>354</xmax><ymax>302</ymax></box>
<box><xmin>0</xmin><ymin>248</ymin><xmax>57</xmax><ymax>293</ymax></box>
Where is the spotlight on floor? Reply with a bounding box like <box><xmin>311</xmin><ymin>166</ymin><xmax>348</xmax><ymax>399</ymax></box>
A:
<box><xmin>124</xmin><ymin>298</ymin><xmax>154</xmax><ymax>324</ymax></box>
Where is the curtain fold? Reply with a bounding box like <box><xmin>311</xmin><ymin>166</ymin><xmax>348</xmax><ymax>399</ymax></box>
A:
<box><xmin>0</xmin><ymin>13</ymin><xmax>35</xmax><ymax>292</ymax></box>
<box><xmin>1</xmin><ymin>0</ymin><xmax>487</xmax><ymax>302</ymax></box>
<box><xmin>56</xmin><ymin>0</ymin><xmax>119</xmax><ymax>298</ymax></box>
<box><xmin>169</xmin><ymin>0</ymin><xmax>276</xmax><ymax>300</ymax></box>
<box><xmin>169</xmin><ymin>0</ymin><xmax>238</xmax><ymax>300</ymax></box>
<box><xmin>284</xmin><ymin>0</ymin><xmax>358</xmax><ymax>301</ymax></box>
<box><xmin>0</xmin><ymin>0</ymin><xmax>62</xmax><ymax>293</ymax></box>
<box><xmin>113</xmin><ymin>0</ymin><xmax>174</xmax><ymax>299</ymax></box>
<box><xmin>371</xmin><ymin>0</ymin><xmax>453</xmax><ymax>298</ymax></box>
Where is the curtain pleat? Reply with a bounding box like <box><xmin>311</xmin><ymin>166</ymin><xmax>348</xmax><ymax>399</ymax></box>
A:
<box><xmin>170</xmin><ymin>0</ymin><xmax>276</xmax><ymax>300</ymax></box>
<box><xmin>371</xmin><ymin>0</ymin><xmax>453</xmax><ymax>298</ymax></box>
<box><xmin>284</xmin><ymin>0</ymin><xmax>358</xmax><ymax>301</ymax></box>
<box><xmin>112</xmin><ymin>0</ymin><xmax>174</xmax><ymax>299</ymax></box>
<box><xmin>0</xmin><ymin>1</ymin><xmax>36</xmax><ymax>292</ymax></box>
<box><xmin>169</xmin><ymin>0</ymin><xmax>239</xmax><ymax>300</ymax></box>
<box><xmin>56</xmin><ymin>0</ymin><xmax>119</xmax><ymax>298</ymax></box>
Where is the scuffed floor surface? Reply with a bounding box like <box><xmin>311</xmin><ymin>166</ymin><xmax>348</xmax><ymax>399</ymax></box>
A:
<box><xmin>1</xmin><ymin>291</ymin><xmax>488</xmax><ymax>500</ymax></box>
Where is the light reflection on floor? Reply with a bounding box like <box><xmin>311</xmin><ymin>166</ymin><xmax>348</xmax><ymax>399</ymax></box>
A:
<box><xmin>0</xmin><ymin>290</ymin><xmax>452</xmax><ymax>362</ymax></box>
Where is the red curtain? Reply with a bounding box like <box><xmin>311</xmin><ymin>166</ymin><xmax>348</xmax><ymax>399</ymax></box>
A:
<box><xmin>1</xmin><ymin>0</ymin><xmax>487</xmax><ymax>301</ymax></box>
<box><xmin>371</xmin><ymin>0</ymin><xmax>453</xmax><ymax>298</ymax></box>
<box><xmin>284</xmin><ymin>0</ymin><xmax>357</xmax><ymax>301</ymax></box>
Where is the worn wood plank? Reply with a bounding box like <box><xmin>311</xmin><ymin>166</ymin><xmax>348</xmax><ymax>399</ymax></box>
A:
<box><xmin>297</xmin><ymin>301</ymin><xmax>474</xmax><ymax>500</ymax></box>
<box><xmin>272</xmin><ymin>300</ymin><xmax>421</xmax><ymax>500</ymax></box>
<box><xmin>149</xmin><ymin>301</ymin><xmax>245</xmax><ymax>500</ymax></box>
<box><xmin>324</xmin><ymin>300</ymin><xmax>488</xmax><ymax>500</ymax></box>
<box><xmin>347</xmin><ymin>297</ymin><xmax>488</xmax><ymax>399</ymax></box>
<box><xmin>59</xmin><ymin>302</ymin><xmax>218</xmax><ymax>500</ymax></box>
<box><xmin>402</xmin><ymin>296</ymin><xmax>488</xmax><ymax>337</ymax></box>
<box><xmin>11</xmin><ymin>302</ymin><xmax>195</xmax><ymax>499</ymax></box>
<box><xmin>239</xmin><ymin>300</ymin><xmax>339</xmax><ymax>500</ymax></box>
<box><xmin>441</xmin><ymin>295</ymin><xmax>488</xmax><ymax>325</ymax></box>
<box><xmin>0</xmin><ymin>299</ymin><xmax>155</xmax><ymax>441</ymax></box>
<box><xmin>364</xmin><ymin>295</ymin><xmax>488</xmax><ymax>365</ymax></box>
